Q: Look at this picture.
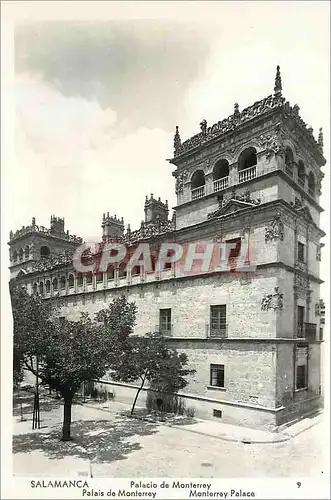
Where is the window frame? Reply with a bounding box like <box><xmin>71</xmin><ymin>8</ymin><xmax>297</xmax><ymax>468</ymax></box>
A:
<box><xmin>296</xmin><ymin>363</ymin><xmax>307</xmax><ymax>390</ymax></box>
<box><xmin>297</xmin><ymin>242</ymin><xmax>305</xmax><ymax>263</ymax></box>
<box><xmin>210</xmin><ymin>305</ymin><xmax>227</xmax><ymax>334</ymax></box>
<box><xmin>159</xmin><ymin>308</ymin><xmax>172</xmax><ymax>334</ymax></box>
<box><xmin>210</xmin><ymin>364</ymin><xmax>225</xmax><ymax>388</ymax></box>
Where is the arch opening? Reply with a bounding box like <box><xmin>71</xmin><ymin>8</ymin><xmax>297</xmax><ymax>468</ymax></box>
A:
<box><xmin>238</xmin><ymin>147</ymin><xmax>257</xmax><ymax>171</ymax></box>
<box><xmin>40</xmin><ymin>246</ymin><xmax>50</xmax><ymax>259</ymax></box>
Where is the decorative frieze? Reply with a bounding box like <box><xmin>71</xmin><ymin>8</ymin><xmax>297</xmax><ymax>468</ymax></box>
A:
<box><xmin>175</xmin><ymin>169</ymin><xmax>188</xmax><ymax>195</ymax></box>
<box><xmin>258</xmin><ymin>127</ymin><xmax>285</xmax><ymax>159</ymax></box>
<box><xmin>295</xmin><ymin>260</ymin><xmax>307</xmax><ymax>273</ymax></box>
<box><xmin>265</xmin><ymin>213</ymin><xmax>284</xmax><ymax>243</ymax></box>
<box><xmin>294</xmin><ymin>274</ymin><xmax>310</xmax><ymax>290</ymax></box>
<box><xmin>32</xmin><ymin>250</ymin><xmax>74</xmax><ymax>272</ymax></box>
<box><xmin>261</xmin><ymin>286</ymin><xmax>284</xmax><ymax>311</ymax></box>
<box><xmin>294</xmin><ymin>273</ymin><xmax>310</xmax><ymax>300</ymax></box>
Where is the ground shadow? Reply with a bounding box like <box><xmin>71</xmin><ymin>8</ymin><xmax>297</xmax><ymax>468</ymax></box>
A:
<box><xmin>13</xmin><ymin>393</ymin><xmax>61</xmax><ymax>417</ymax></box>
<box><xmin>13</xmin><ymin>415</ymin><xmax>158</xmax><ymax>464</ymax></box>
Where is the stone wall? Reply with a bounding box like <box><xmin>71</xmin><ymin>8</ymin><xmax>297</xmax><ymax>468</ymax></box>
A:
<box><xmin>57</xmin><ymin>270</ymin><xmax>279</xmax><ymax>340</ymax></box>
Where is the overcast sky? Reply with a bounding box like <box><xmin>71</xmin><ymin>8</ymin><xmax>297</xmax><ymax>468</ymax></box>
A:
<box><xmin>5</xmin><ymin>1</ymin><xmax>331</xmax><ymax>247</ymax></box>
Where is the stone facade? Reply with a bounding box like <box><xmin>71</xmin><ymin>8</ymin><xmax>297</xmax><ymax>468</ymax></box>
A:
<box><xmin>10</xmin><ymin>67</ymin><xmax>326</xmax><ymax>429</ymax></box>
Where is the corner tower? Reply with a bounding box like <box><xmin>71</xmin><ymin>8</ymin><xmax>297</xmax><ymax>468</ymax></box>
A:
<box><xmin>8</xmin><ymin>216</ymin><xmax>83</xmax><ymax>279</ymax></box>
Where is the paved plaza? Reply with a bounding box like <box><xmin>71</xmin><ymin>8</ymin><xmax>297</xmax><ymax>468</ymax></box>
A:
<box><xmin>12</xmin><ymin>392</ymin><xmax>325</xmax><ymax>478</ymax></box>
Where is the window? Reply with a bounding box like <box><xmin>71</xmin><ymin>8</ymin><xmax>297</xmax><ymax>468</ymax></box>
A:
<box><xmin>68</xmin><ymin>274</ymin><xmax>75</xmax><ymax>288</ymax></box>
<box><xmin>210</xmin><ymin>305</ymin><xmax>227</xmax><ymax>336</ymax></box>
<box><xmin>52</xmin><ymin>278</ymin><xmax>58</xmax><ymax>291</ymax></box>
<box><xmin>213</xmin><ymin>409</ymin><xmax>222</xmax><ymax>418</ymax></box>
<box><xmin>107</xmin><ymin>267</ymin><xmax>114</xmax><ymax>280</ymax></box>
<box><xmin>285</xmin><ymin>147</ymin><xmax>294</xmax><ymax>175</ymax></box>
<box><xmin>210</xmin><ymin>364</ymin><xmax>225</xmax><ymax>388</ymax></box>
<box><xmin>19</xmin><ymin>249</ymin><xmax>24</xmax><ymax>261</ymax></box>
<box><xmin>39</xmin><ymin>282</ymin><xmax>44</xmax><ymax>295</ymax></box>
<box><xmin>132</xmin><ymin>265</ymin><xmax>141</xmax><ymax>276</ymax></box>
<box><xmin>40</xmin><ymin>246</ymin><xmax>50</xmax><ymax>259</ymax></box>
<box><xmin>191</xmin><ymin>170</ymin><xmax>205</xmax><ymax>199</ymax></box>
<box><xmin>60</xmin><ymin>277</ymin><xmax>66</xmax><ymax>290</ymax></box>
<box><xmin>213</xmin><ymin>159</ymin><xmax>229</xmax><ymax>180</ymax></box>
<box><xmin>297</xmin><ymin>160</ymin><xmax>305</xmax><ymax>183</ymax></box>
<box><xmin>25</xmin><ymin>245</ymin><xmax>30</xmax><ymax>259</ymax></box>
<box><xmin>45</xmin><ymin>280</ymin><xmax>51</xmax><ymax>293</ymax></box>
<box><xmin>191</xmin><ymin>170</ymin><xmax>205</xmax><ymax>189</ymax></box>
<box><xmin>13</xmin><ymin>250</ymin><xmax>18</xmax><ymax>262</ymax></box>
<box><xmin>159</xmin><ymin>308</ymin><xmax>172</xmax><ymax>335</ymax></box>
<box><xmin>96</xmin><ymin>272</ymin><xmax>103</xmax><ymax>283</ymax></box>
<box><xmin>77</xmin><ymin>274</ymin><xmax>83</xmax><ymax>287</ymax></box>
<box><xmin>119</xmin><ymin>266</ymin><xmax>127</xmax><ymax>278</ymax></box>
<box><xmin>296</xmin><ymin>364</ymin><xmax>307</xmax><ymax>390</ymax></box>
<box><xmin>298</xmin><ymin>242</ymin><xmax>305</xmax><ymax>263</ymax></box>
<box><xmin>225</xmin><ymin>237</ymin><xmax>242</xmax><ymax>271</ymax></box>
<box><xmin>86</xmin><ymin>272</ymin><xmax>93</xmax><ymax>285</ymax></box>
<box><xmin>238</xmin><ymin>147</ymin><xmax>257</xmax><ymax>171</ymax></box>
<box><xmin>32</xmin><ymin>283</ymin><xmax>37</xmax><ymax>294</ymax></box>
<box><xmin>297</xmin><ymin>306</ymin><xmax>304</xmax><ymax>337</ymax></box>
<box><xmin>308</xmin><ymin>172</ymin><xmax>315</xmax><ymax>195</ymax></box>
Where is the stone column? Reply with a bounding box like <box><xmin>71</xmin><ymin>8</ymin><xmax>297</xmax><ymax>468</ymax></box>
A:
<box><xmin>183</xmin><ymin>180</ymin><xmax>192</xmax><ymax>203</ymax></box>
<box><xmin>205</xmin><ymin>172</ymin><xmax>214</xmax><ymax>196</ymax></box>
<box><xmin>229</xmin><ymin>162</ymin><xmax>238</xmax><ymax>186</ymax></box>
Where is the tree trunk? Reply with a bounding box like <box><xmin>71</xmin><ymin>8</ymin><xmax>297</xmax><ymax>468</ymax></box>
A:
<box><xmin>62</xmin><ymin>398</ymin><xmax>73</xmax><ymax>441</ymax></box>
<box><xmin>131</xmin><ymin>371</ymin><xmax>147</xmax><ymax>416</ymax></box>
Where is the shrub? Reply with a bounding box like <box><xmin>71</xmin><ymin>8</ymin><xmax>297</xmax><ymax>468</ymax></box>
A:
<box><xmin>185</xmin><ymin>407</ymin><xmax>195</xmax><ymax>418</ymax></box>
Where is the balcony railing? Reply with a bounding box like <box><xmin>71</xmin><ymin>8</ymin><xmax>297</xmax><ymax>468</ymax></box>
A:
<box><xmin>156</xmin><ymin>324</ymin><xmax>173</xmax><ymax>337</ymax></box>
<box><xmin>206</xmin><ymin>324</ymin><xmax>228</xmax><ymax>339</ymax></box>
<box><xmin>238</xmin><ymin>166</ymin><xmax>256</xmax><ymax>184</ymax></box>
<box><xmin>297</xmin><ymin>322</ymin><xmax>317</xmax><ymax>341</ymax></box>
<box><xmin>214</xmin><ymin>177</ymin><xmax>229</xmax><ymax>192</ymax></box>
<box><xmin>191</xmin><ymin>186</ymin><xmax>205</xmax><ymax>200</ymax></box>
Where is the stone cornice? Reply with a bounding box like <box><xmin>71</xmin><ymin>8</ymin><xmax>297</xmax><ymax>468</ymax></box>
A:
<box><xmin>167</xmin><ymin>337</ymin><xmax>323</xmax><ymax>345</ymax></box>
<box><xmin>170</xmin><ymin>98</ymin><xmax>325</xmax><ymax>166</ymax></box>
<box><xmin>170</xmin><ymin>101</ymin><xmax>281</xmax><ymax>165</ymax></box>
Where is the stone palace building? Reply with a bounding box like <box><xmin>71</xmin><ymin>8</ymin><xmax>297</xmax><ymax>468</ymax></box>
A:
<box><xmin>9</xmin><ymin>67</ymin><xmax>326</xmax><ymax>429</ymax></box>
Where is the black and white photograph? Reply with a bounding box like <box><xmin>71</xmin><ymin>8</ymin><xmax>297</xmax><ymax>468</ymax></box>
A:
<box><xmin>1</xmin><ymin>1</ymin><xmax>330</xmax><ymax>499</ymax></box>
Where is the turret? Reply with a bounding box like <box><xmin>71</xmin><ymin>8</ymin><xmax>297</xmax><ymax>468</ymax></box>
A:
<box><xmin>101</xmin><ymin>213</ymin><xmax>124</xmax><ymax>240</ymax></box>
<box><xmin>50</xmin><ymin>215</ymin><xmax>65</xmax><ymax>235</ymax></box>
<box><xmin>144</xmin><ymin>194</ymin><xmax>169</xmax><ymax>224</ymax></box>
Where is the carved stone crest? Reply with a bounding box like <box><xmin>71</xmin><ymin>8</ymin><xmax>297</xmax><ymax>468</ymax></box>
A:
<box><xmin>258</xmin><ymin>128</ymin><xmax>284</xmax><ymax>159</ymax></box>
<box><xmin>261</xmin><ymin>286</ymin><xmax>284</xmax><ymax>311</ymax></box>
<box><xmin>294</xmin><ymin>274</ymin><xmax>310</xmax><ymax>290</ymax></box>
<box><xmin>265</xmin><ymin>213</ymin><xmax>284</xmax><ymax>243</ymax></box>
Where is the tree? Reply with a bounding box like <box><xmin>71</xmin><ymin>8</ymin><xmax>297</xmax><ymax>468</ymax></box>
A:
<box><xmin>109</xmin><ymin>332</ymin><xmax>196</xmax><ymax>416</ymax></box>
<box><xmin>11</xmin><ymin>284</ymin><xmax>136</xmax><ymax>441</ymax></box>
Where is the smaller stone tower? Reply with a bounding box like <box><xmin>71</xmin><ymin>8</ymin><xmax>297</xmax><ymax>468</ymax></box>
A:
<box><xmin>50</xmin><ymin>215</ymin><xmax>65</xmax><ymax>236</ymax></box>
<box><xmin>101</xmin><ymin>213</ymin><xmax>125</xmax><ymax>241</ymax></box>
<box><xmin>144</xmin><ymin>194</ymin><xmax>169</xmax><ymax>224</ymax></box>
